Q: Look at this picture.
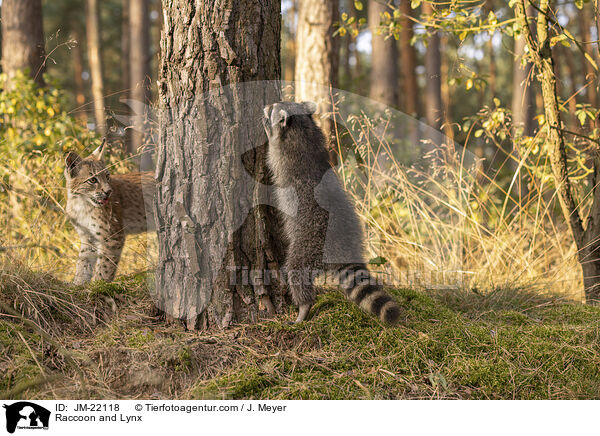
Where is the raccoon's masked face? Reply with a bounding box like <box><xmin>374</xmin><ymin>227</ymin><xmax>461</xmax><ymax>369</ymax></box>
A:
<box><xmin>64</xmin><ymin>142</ymin><xmax>113</xmax><ymax>207</ymax></box>
<box><xmin>262</xmin><ymin>101</ymin><xmax>317</xmax><ymax>141</ymax></box>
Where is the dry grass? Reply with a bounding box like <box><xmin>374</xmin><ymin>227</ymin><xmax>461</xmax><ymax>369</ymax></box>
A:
<box><xmin>335</xmin><ymin>110</ymin><xmax>582</xmax><ymax>301</ymax></box>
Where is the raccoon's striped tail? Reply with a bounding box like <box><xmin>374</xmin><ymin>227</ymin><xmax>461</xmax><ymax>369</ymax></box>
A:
<box><xmin>338</xmin><ymin>264</ymin><xmax>402</xmax><ymax>324</ymax></box>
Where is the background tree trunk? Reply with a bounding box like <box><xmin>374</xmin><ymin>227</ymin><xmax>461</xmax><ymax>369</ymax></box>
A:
<box><xmin>294</xmin><ymin>0</ymin><xmax>339</xmax><ymax>164</ymax></box>
<box><xmin>369</xmin><ymin>0</ymin><xmax>398</xmax><ymax>107</ymax></box>
<box><xmin>511</xmin><ymin>35</ymin><xmax>534</xmax><ymax>138</ymax></box>
<box><xmin>86</xmin><ymin>0</ymin><xmax>107</xmax><ymax>135</ymax></box>
<box><xmin>579</xmin><ymin>5</ymin><xmax>597</xmax><ymax>109</ymax></box>
<box><xmin>283</xmin><ymin>0</ymin><xmax>297</xmax><ymax>83</ymax></box>
<box><xmin>129</xmin><ymin>0</ymin><xmax>152</xmax><ymax>162</ymax></box>
<box><xmin>423</xmin><ymin>2</ymin><xmax>443</xmax><ymax>130</ymax></box>
<box><xmin>122</xmin><ymin>0</ymin><xmax>130</xmax><ymax>94</ymax></box>
<box><xmin>511</xmin><ymin>33</ymin><xmax>534</xmax><ymax>197</ymax></box>
<box><xmin>70</xmin><ymin>31</ymin><xmax>87</xmax><ymax>124</ymax></box>
<box><xmin>399</xmin><ymin>0</ymin><xmax>419</xmax><ymax>117</ymax></box>
<box><xmin>1</xmin><ymin>0</ymin><xmax>46</xmax><ymax>87</ymax></box>
<box><xmin>156</xmin><ymin>0</ymin><xmax>286</xmax><ymax>329</ymax></box>
<box><xmin>121</xmin><ymin>0</ymin><xmax>131</xmax><ymax>150</ymax></box>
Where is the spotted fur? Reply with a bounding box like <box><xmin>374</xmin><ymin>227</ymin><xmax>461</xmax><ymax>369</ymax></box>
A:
<box><xmin>263</xmin><ymin>101</ymin><xmax>402</xmax><ymax>324</ymax></box>
<box><xmin>64</xmin><ymin>142</ymin><xmax>155</xmax><ymax>284</ymax></box>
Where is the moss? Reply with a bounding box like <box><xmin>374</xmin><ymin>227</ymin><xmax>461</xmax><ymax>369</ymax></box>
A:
<box><xmin>174</xmin><ymin>347</ymin><xmax>193</xmax><ymax>372</ymax></box>
<box><xmin>0</xmin><ymin>321</ymin><xmax>44</xmax><ymax>394</ymax></box>
<box><xmin>126</xmin><ymin>329</ymin><xmax>156</xmax><ymax>348</ymax></box>
<box><xmin>188</xmin><ymin>289</ymin><xmax>600</xmax><ymax>400</ymax></box>
<box><xmin>88</xmin><ymin>280</ymin><xmax>127</xmax><ymax>299</ymax></box>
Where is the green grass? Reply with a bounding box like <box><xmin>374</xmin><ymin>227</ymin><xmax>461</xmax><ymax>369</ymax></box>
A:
<box><xmin>2</xmin><ymin>268</ymin><xmax>600</xmax><ymax>399</ymax></box>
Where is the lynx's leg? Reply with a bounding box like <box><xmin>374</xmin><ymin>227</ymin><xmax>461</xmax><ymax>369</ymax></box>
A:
<box><xmin>73</xmin><ymin>235</ymin><xmax>97</xmax><ymax>285</ymax></box>
<box><xmin>286</xmin><ymin>258</ymin><xmax>317</xmax><ymax>323</ymax></box>
<box><xmin>92</xmin><ymin>232</ymin><xmax>125</xmax><ymax>282</ymax></box>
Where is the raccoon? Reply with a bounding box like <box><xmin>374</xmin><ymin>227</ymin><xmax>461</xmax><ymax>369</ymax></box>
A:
<box><xmin>262</xmin><ymin>101</ymin><xmax>402</xmax><ymax>324</ymax></box>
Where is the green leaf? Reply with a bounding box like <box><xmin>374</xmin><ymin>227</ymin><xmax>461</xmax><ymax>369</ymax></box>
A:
<box><xmin>354</xmin><ymin>0</ymin><xmax>363</xmax><ymax>11</ymax></box>
<box><xmin>474</xmin><ymin>129</ymin><xmax>484</xmax><ymax>138</ymax></box>
<box><xmin>578</xmin><ymin>110</ymin><xmax>587</xmax><ymax>126</ymax></box>
<box><xmin>368</xmin><ymin>256</ymin><xmax>388</xmax><ymax>266</ymax></box>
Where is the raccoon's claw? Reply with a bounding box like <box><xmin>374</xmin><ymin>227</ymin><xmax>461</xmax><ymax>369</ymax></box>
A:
<box><xmin>293</xmin><ymin>304</ymin><xmax>311</xmax><ymax>324</ymax></box>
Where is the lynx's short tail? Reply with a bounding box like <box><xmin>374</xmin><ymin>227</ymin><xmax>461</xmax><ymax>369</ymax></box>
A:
<box><xmin>338</xmin><ymin>264</ymin><xmax>402</xmax><ymax>324</ymax></box>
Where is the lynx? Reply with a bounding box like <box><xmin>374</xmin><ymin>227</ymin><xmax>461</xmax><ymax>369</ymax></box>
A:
<box><xmin>64</xmin><ymin>141</ymin><xmax>155</xmax><ymax>285</ymax></box>
<box><xmin>262</xmin><ymin>101</ymin><xmax>402</xmax><ymax>324</ymax></box>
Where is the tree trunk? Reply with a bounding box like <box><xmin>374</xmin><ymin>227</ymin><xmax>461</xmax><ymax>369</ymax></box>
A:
<box><xmin>121</xmin><ymin>0</ymin><xmax>131</xmax><ymax>150</ymax></box>
<box><xmin>369</xmin><ymin>0</ymin><xmax>398</xmax><ymax>108</ymax></box>
<box><xmin>70</xmin><ymin>31</ymin><xmax>88</xmax><ymax>124</ymax></box>
<box><xmin>579</xmin><ymin>5</ymin><xmax>597</xmax><ymax>108</ymax></box>
<box><xmin>399</xmin><ymin>0</ymin><xmax>419</xmax><ymax>117</ymax></box>
<box><xmin>511</xmin><ymin>32</ymin><xmax>534</xmax><ymax>197</ymax></box>
<box><xmin>283</xmin><ymin>0</ymin><xmax>297</xmax><ymax>83</ymax></box>
<box><xmin>122</xmin><ymin>0</ymin><xmax>130</xmax><ymax>94</ymax></box>
<box><xmin>423</xmin><ymin>2</ymin><xmax>443</xmax><ymax>130</ymax></box>
<box><xmin>515</xmin><ymin>0</ymin><xmax>600</xmax><ymax>303</ymax></box>
<box><xmin>557</xmin><ymin>43</ymin><xmax>580</xmax><ymax>129</ymax></box>
<box><xmin>511</xmin><ymin>35</ymin><xmax>534</xmax><ymax>137</ymax></box>
<box><xmin>440</xmin><ymin>35</ymin><xmax>453</xmax><ymax>141</ymax></box>
<box><xmin>156</xmin><ymin>0</ymin><xmax>286</xmax><ymax>329</ymax></box>
<box><xmin>129</xmin><ymin>0</ymin><xmax>152</xmax><ymax>163</ymax></box>
<box><xmin>86</xmin><ymin>0</ymin><xmax>107</xmax><ymax>135</ymax></box>
<box><xmin>295</xmin><ymin>0</ymin><xmax>339</xmax><ymax>165</ymax></box>
<box><xmin>1</xmin><ymin>0</ymin><xmax>46</xmax><ymax>87</ymax></box>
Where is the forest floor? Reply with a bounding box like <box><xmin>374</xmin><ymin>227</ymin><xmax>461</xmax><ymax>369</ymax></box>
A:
<box><xmin>2</xmin><ymin>265</ymin><xmax>600</xmax><ymax>400</ymax></box>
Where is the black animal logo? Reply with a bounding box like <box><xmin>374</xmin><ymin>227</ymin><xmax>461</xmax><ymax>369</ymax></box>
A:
<box><xmin>3</xmin><ymin>402</ymin><xmax>50</xmax><ymax>433</ymax></box>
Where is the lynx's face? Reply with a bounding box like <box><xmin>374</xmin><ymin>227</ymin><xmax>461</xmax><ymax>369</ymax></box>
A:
<box><xmin>64</xmin><ymin>145</ymin><xmax>113</xmax><ymax>207</ymax></box>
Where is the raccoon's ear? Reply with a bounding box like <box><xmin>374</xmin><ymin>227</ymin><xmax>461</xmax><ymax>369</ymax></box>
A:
<box><xmin>278</xmin><ymin>109</ymin><xmax>290</xmax><ymax>127</ymax></box>
<box><xmin>64</xmin><ymin>151</ymin><xmax>82</xmax><ymax>176</ymax></box>
<box><xmin>302</xmin><ymin>101</ymin><xmax>317</xmax><ymax>115</ymax></box>
<box><xmin>91</xmin><ymin>138</ymin><xmax>107</xmax><ymax>160</ymax></box>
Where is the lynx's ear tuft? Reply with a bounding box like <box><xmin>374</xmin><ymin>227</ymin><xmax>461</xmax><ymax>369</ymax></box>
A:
<box><xmin>91</xmin><ymin>138</ymin><xmax>107</xmax><ymax>160</ymax></box>
<box><xmin>65</xmin><ymin>151</ymin><xmax>82</xmax><ymax>176</ymax></box>
<box><xmin>302</xmin><ymin>101</ymin><xmax>317</xmax><ymax>115</ymax></box>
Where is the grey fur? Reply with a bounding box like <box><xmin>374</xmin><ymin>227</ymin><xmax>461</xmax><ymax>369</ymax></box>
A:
<box><xmin>263</xmin><ymin>101</ymin><xmax>401</xmax><ymax>324</ymax></box>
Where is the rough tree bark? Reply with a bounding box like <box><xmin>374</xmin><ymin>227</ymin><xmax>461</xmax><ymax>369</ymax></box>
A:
<box><xmin>156</xmin><ymin>0</ymin><xmax>286</xmax><ymax>329</ymax></box>
<box><xmin>129</xmin><ymin>0</ymin><xmax>152</xmax><ymax>160</ymax></box>
<box><xmin>369</xmin><ymin>0</ymin><xmax>398</xmax><ymax>108</ymax></box>
<box><xmin>295</xmin><ymin>0</ymin><xmax>339</xmax><ymax>164</ymax></box>
<box><xmin>423</xmin><ymin>2</ymin><xmax>443</xmax><ymax>131</ymax></box>
<box><xmin>86</xmin><ymin>0</ymin><xmax>107</xmax><ymax>135</ymax></box>
<box><xmin>515</xmin><ymin>0</ymin><xmax>600</xmax><ymax>302</ymax></box>
<box><xmin>399</xmin><ymin>0</ymin><xmax>419</xmax><ymax>117</ymax></box>
<box><xmin>1</xmin><ymin>0</ymin><xmax>46</xmax><ymax>87</ymax></box>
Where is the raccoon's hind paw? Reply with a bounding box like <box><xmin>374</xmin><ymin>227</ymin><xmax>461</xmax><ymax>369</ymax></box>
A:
<box><xmin>292</xmin><ymin>304</ymin><xmax>311</xmax><ymax>324</ymax></box>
